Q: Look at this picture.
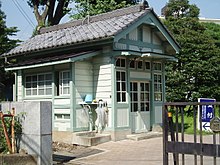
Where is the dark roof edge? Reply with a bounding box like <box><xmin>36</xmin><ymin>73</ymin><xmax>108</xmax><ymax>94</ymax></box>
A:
<box><xmin>39</xmin><ymin>4</ymin><xmax>142</xmax><ymax>34</ymax></box>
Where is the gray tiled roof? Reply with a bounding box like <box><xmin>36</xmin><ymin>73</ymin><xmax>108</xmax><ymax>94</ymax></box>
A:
<box><xmin>3</xmin><ymin>5</ymin><xmax>150</xmax><ymax>57</ymax></box>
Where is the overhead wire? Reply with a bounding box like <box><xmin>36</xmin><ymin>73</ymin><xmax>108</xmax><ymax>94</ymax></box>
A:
<box><xmin>11</xmin><ymin>0</ymin><xmax>35</xmax><ymax>28</ymax></box>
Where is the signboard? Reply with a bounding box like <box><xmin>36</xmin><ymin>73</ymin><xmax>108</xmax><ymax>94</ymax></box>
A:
<box><xmin>210</xmin><ymin>117</ymin><xmax>220</xmax><ymax>133</ymax></box>
<box><xmin>198</xmin><ymin>98</ymin><xmax>215</xmax><ymax>131</ymax></box>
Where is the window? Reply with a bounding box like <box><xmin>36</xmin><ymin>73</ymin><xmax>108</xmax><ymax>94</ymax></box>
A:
<box><xmin>129</xmin><ymin>60</ymin><xmax>135</xmax><ymax>69</ymax></box>
<box><xmin>153</xmin><ymin>62</ymin><xmax>162</xmax><ymax>71</ymax></box>
<box><xmin>130</xmin><ymin>82</ymin><xmax>150</xmax><ymax>112</ymax></box>
<box><xmin>116</xmin><ymin>71</ymin><xmax>126</xmax><ymax>102</ymax></box>
<box><xmin>145</xmin><ymin>61</ymin><xmax>150</xmax><ymax>70</ymax></box>
<box><xmin>59</xmin><ymin>71</ymin><xmax>70</xmax><ymax>95</ymax></box>
<box><xmin>116</xmin><ymin>58</ymin><xmax>126</xmax><ymax>68</ymax></box>
<box><xmin>55</xmin><ymin>114</ymin><xmax>70</xmax><ymax>120</ymax></box>
<box><xmin>154</xmin><ymin>74</ymin><xmax>162</xmax><ymax>101</ymax></box>
<box><xmin>137</xmin><ymin>61</ymin><xmax>143</xmax><ymax>70</ymax></box>
<box><xmin>25</xmin><ymin>73</ymin><xmax>52</xmax><ymax>96</ymax></box>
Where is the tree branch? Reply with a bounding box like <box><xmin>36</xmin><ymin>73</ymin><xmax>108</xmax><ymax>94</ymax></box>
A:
<box><xmin>53</xmin><ymin>0</ymin><xmax>70</xmax><ymax>25</ymax></box>
<box><xmin>48</xmin><ymin>0</ymin><xmax>55</xmax><ymax>25</ymax></box>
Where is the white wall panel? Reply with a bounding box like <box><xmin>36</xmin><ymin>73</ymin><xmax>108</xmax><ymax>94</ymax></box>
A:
<box><xmin>117</xmin><ymin>108</ymin><xmax>129</xmax><ymax>127</ymax></box>
<box><xmin>130</xmin><ymin>71</ymin><xmax>151</xmax><ymax>79</ymax></box>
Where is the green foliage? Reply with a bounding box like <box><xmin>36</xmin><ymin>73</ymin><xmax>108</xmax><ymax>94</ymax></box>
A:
<box><xmin>0</xmin><ymin>2</ymin><xmax>19</xmax><ymax>101</ymax></box>
<box><xmin>202</xmin><ymin>22</ymin><xmax>220</xmax><ymax>47</ymax></box>
<box><xmin>164</xmin><ymin>0</ymin><xmax>220</xmax><ymax>102</ymax></box>
<box><xmin>0</xmin><ymin>113</ymin><xmax>22</xmax><ymax>153</ymax></box>
<box><xmin>72</xmin><ymin>0</ymin><xmax>136</xmax><ymax>19</ymax></box>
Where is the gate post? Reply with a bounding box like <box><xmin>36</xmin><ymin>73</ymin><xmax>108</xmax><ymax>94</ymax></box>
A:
<box><xmin>163</xmin><ymin>105</ymin><xmax>168</xmax><ymax>165</ymax></box>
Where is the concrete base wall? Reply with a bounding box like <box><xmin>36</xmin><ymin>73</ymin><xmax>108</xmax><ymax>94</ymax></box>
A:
<box><xmin>96</xmin><ymin>129</ymin><xmax>131</xmax><ymax>141</ymax></box>
<box><xmin>0</xmin><ymin>154</ymin><xmax>37</xmax><ymax>165</ymax></box>
<box><xmin>1</xmin><ymin>101</ymin><xmax>52</xmax><ymax>165</ymax></box>
<box><xmin>53</xmin><ymin>131</ymin><xmax>73</xmax><ymax>143</ymax></box>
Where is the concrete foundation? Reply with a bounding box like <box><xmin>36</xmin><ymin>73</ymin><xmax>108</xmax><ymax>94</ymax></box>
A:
<box><xmin>0</xmin><ymin>154</ymin><xmax>37</xmax><ymax>165</ymax></box>
<box><xmin>1</xmin><ymin>101</ymin><xmax>52</xmax><ymax>165</ymax></box>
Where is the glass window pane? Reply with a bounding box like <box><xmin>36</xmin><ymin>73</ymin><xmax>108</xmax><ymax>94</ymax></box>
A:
<box><xmin>38</xmin><ymin>89</ymin><xmax>44</xmax><ymax>95</ymax></box>
<box><xmin>32</xmin><ymin>89</ymin><xmax>37</xmax><ymax>95</ymax></box>
<box><xmin>138</xmin><ymin>61</ymin><xmax>143</xmax><ymax>69</ymax></box>
<box><xmin>64</xmin><ymin>115</ymin><xmax>70</xmax><ymax>119</ymax></box>
<box><xmin>122</xmin><ymin>92</ymin><xmax>126</xmax><ymax>102</ymax></box>
<box><xmin>145</xmin><ymin>62</ymin><xmax>150</xmax><ymax>69</ymax></box>
<box><xmin>140</xmin><ymin>83</ymin><xmax>144</xmax><ymax>91</ymax></box>
<box><xmin>63</xmin><ymin>80</ymin><xmax>69</xmax><ymax>86</ymax></box>
<box><xmin>32</xmin><ymin>75</ymin><xmax>37</xmax><ymax>81</ymax></box>
<box><xmin>117</xmin><ymin>92</ymin><xmax>121</xmax><ymax>102</ymax></box>
<box><xmin>134</xmin><ymin>103</ymin><xmax>138</xmax><ymax>112</ymax></box>
<box><xmin>38</xmin><ymin>75</ymin><xmax>44</xmax><ymax>81</ymax></box>
<box><xmin>63</xmin><ymin>72</ymin><xmax>70</xmax><ymax>79</ymax></box>
<box><xmin>56</xmin><ymin>114</ymin><xmax>62</xmax><ymax>119</ymax></box>
<box><xmin>26</xmin><ymin>83</ymin><xmax>31</xmax><ymax>88</ymax></box>
<box><xmin>158</xmin><ymin>75</ymin><xmax>162</xmax><ymax>83</ymax></box>
<box><xmin>46</xmin><ymin>74</ymin><xmax>52</xmax><ymax>80</ymax></box>
<box><xmin>122</xmin><ymin>82</ymin><xmax>126</xmax><ymax>91</ymax></box>
<box><xmin>121</xmin><ymin>59</ymin><xmax>126</xmax><ymax>67</ymax></box>
<box><xmin>26</xmin><ymin>90</ymin><xmax>31</xmax><ymax>95</ymax></box>
<box><xmin>130</xmin><ymin>93</ymin><xmax>133</xmax><ymax>101</ymax></box>
<box><xmin>140</xmin><ymin>103</ymin><xmax>145</xmax><ymax>111</ymax></box>
<box><xmin>46</xmin><ymin>88</ymin><xmax>52</xmax><ymax>95</ymax></box>
<box><xmin>145</xmin><ymin>93</ymin><xmax>149</xmax><ymax>101</ymax></box>
<box><xmin>145</xmin><ymin>103</ymin><xmax>149</xmax><ymax>111</ymax></box>
<box><xmin>141</xmin><ymin>93</ymin><xmax>144</xmax><ymax>101</ymax></box>
<box><xmin>116</xmin><ymin>59</ymin><xmax>120</xmax><ymax>67</ymax></box>
<box><xmin>63</xmin><ymin>87</ymin><xmax>70</xmax><ymax>94</ymax></box>
<box><xmin>133</xmin><ymin>83</ymin><xmax>137</xmax><ymax>91</ymax></box>
<box><xmin>130</xmin><ymin>83</ymin><xmax>133</xmax><ymax>91</ymax></box>
<box><xmin>145</xmin><ymin>83</ymin><xmax>149</xmax><ymax>91</ymax></box>
<box><xmin>26</xmin><ymin>76</ymin><xmax>31</xmax><ymax>82</ymax></box>
<box><xmin>121</xmin><ymin>72</ymin><xmax>125</xmax><ymax>81</ymax></box>
<box><xmin>154</xmin><ymin>84</ymin><xmax>158</xmax><ymax>91</ymax></box>
<box><xmin>116</xmin><ymin>72</ymin><xmax>120</xmax><ymax>81</ymax></box>
<box><xmin>38</xmin><ymin>81</ymin><xmax>44</xmax><ymax>88</ymax></box>
<box><xmin>45</xmin><ymin>81</ymin><xmax>52</xmax><ymax>87</ymax></box>
<box><xmin>117</xmin><ymin>82</ymin><xmax>120</xmax><ymax>91</ymax></box>
<box><xmin>130</xmin><ymin>60</ymin><xmax>135</xmax><ymax>68</ymax></box>
<box><xmin>32</xmin><ymin>82</ymin><xmax>37</xmax><ymax>88</ymax></box>
<box><xmin>134</xmin><ymin>93</ymin><xmax>138</xmax><ymax>101</ymax></box>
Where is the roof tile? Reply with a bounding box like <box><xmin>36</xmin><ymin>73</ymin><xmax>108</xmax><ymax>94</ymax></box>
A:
<box><xmin>3</xmin><ymin>5</ymin><xmax>149</xmax><ymax>57</ymax></box>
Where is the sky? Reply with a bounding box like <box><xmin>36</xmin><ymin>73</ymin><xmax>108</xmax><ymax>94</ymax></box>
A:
<box><xmin>1</xmin><ymin>0</ymin><xmax>220</xmax><ymax>41</ymax></box>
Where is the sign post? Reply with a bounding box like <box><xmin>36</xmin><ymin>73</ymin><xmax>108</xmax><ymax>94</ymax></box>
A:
<box><xmin>198</xmin><ymin>98</ymin><xmax>215</xmax><ymax>131</ymax></box>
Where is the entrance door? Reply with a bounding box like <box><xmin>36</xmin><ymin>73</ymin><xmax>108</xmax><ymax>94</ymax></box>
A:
<box><xmin>130</xmin><ymin>81</ymin><xmax>150</xmax><ymax>133</ymax></box>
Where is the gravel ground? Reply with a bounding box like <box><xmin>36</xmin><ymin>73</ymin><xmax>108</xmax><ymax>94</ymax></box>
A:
<box><xmin>53</xmin><ymin>142</ymin><xmax>103</xmax><ymax>164</ymax></box>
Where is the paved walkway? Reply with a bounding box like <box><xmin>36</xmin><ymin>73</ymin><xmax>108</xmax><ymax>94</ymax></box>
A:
<box><xmin>53</xmin><ymin>134</ymin><xmax>220</xmax><ymax>165</ymax></box>
<box><xmin>66</xmin><ymin>137</ymin><xmax>163</xmax><ymax>165</ymax></box>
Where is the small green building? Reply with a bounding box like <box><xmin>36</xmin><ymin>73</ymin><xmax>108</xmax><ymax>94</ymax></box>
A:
<box><xmin>2</xmin><ymin>4</ymin><xmax>179</xmax><ymax>141</ymax></box>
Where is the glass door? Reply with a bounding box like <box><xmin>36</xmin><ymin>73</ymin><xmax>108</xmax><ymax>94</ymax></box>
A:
<box><xmin>130</xmin><ymin>81</ymin><xmax>150</xmax><ymax>133</ymax></box>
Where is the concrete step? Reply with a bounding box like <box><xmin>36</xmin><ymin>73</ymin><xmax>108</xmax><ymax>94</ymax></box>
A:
<box><xmin>72</xmin><ymin>131</ymin><xmax>111</xmax><ymax>147</ymax></box>
<box><xmin>126</xmin><ymin>131</ymin><xmax>162</xmax><ymax>141</ymax></box>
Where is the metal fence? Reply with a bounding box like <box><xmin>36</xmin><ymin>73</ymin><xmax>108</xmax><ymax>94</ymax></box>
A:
<box><xmin>163</xmin><ymin>102</ymin><xmax>220</xmax><ymax>165</ymax></box>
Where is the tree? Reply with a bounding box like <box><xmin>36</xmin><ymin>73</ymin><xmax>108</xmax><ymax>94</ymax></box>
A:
<box><xmin>72</xmin><ymin>0</ymin><xmax>136</xmax><ymax>19</ymax></box>
<box><xmin>164</xmin><ymin>0</ymin><xmax>220</xmax><ymax>102</ymax></box>
<box><xmin>0</xmin><ymin>2</ymin><xmax>19</xmax><ymax>101</ymax></box>
<box><xmin>202</xmin><ymin>22</ymin><xmax>220</xmax><ymax>47</ymax></box>
<box><xmin>27</xmin><ymin>0</ymin><xmax>73</xmax><ymax>30</ymax></box>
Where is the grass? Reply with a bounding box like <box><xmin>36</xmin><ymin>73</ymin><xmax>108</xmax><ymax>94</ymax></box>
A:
<box><xmin>170</xmin><ymin>107</ymin><xmax>216</xmax><ymax>135</ymax></box>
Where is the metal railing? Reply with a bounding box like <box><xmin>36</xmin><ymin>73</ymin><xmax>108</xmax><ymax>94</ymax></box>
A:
<box><xmin>163</xmin><ymin>102</ymin><xmax>220</xmax><ymax>165</ymax></box>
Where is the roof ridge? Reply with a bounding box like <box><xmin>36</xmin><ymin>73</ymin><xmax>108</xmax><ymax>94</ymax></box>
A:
<box><xmin>39</xmin><ymin>4</ymin><xmax>142</xmax><ymax>34</ymax></box>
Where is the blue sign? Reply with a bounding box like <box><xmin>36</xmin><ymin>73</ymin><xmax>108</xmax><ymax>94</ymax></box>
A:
<box><xmin>199</xmin><ymin>98</ymin><xmax>215</xmax><ymax>122</ymax></box>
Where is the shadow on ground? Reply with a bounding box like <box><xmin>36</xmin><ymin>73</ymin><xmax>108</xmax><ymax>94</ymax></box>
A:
<box><xmin>53</xmin><ymin>148</ymin><xmax>104</xmax><ymax>164</ymax></box>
